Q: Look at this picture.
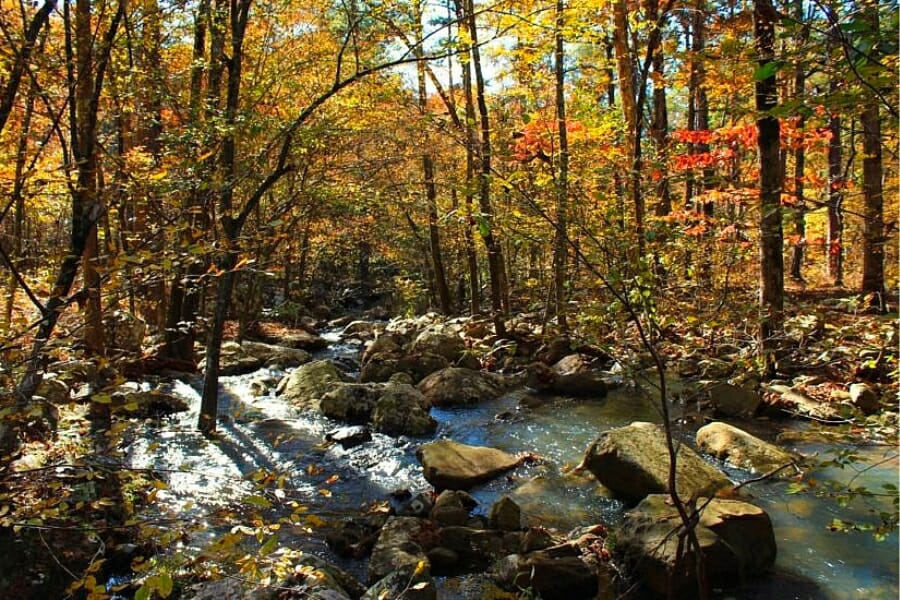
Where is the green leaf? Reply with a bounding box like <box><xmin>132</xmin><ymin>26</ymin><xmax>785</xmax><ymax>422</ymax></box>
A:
<box><xmin>244</xmin><ymin>494</ymin><xmax>272</xmax><ymax>509</ymax></box>
<box><xmin>157</xmin><ymin>573</ymin><xmax>173</xmax><ymax>597</ymax></box>
<box><xmin>753</xmin><ymin>61</ymin><xmax>780</xmax><ymax>81</ymax></box>
<box><xmin>135</xmin><ymin>584</ymin><xmax>150</xmax><ymax>600</ymax></box>
<box><xmin>259</xmin><ymin>534</ymin><xmax>278</xmax><ymax>555</ymax></box>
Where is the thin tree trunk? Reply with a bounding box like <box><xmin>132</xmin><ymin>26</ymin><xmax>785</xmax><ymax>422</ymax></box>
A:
<box><xmin>755</xmin><ymin>0</ymin><xmax>783</xmax><ymax>378</ymax></box>
<box><xmin>788</xmin><ymin>1</ymin><xmax>808</xmax><ymax>282</ymax></box>
<box><xmin>552</xmin><ymin>0</ymin><xmax>569</xmax><ymax>331</ymax></box>
<box><xmin>415</xmin><ymin>0</ymin><xmax>452</xmax><ymax>314</ymax></box>
<box><xmin>464</xmin><ymin>0</ymin><xmax>506</xmax><ymax>333</ymax></box>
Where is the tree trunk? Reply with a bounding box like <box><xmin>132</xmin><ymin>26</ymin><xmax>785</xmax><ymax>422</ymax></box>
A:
<box><xmin>164</xmin><ymin>0</ymin><xmax>211</xmax><ymax>363</ymax></box>
<box><xmin>755</xmin><ymin>0</ymin><xmax>783</xmax><ymax>377</ymax></box>
<box><xmin>859</xmin><ymin>3</ymin><xmax>884</xmax><ymax>311</ymax></box>
<box><xmin>464</xmin><ymin>0</ymin><xmax>506</xmax><ymax>334</ymax></box>
<box><xmin>648</xmin><ymin>0</ymin><xmax>670</xmax><ymax>216</ymax></box>
<box><xmin>552</xmin><ymin>0</ymin><xmax>569</xmax><ymax>331</ymax></box>
<box><xmin>415</xmin><ymin>0</ymin><xmax>452</xmax><ymax>314</ymax></box>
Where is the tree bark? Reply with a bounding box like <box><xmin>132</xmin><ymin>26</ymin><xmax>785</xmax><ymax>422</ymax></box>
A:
<box><xmin>464</xmin><ymin>0</ymin><xmax>507</xmax><ymax>334</ymax></box>
<box><xmin>859</xmin><ymin>2</ymin><xmax>885</xmax><ymax>311</ymax></box>
<box><xmin>788</xmin><ymin>0</ymin><xmax>808</xmax><ymax>282</ymax></box>
<box><xmin>414</xmin><ymin>0</ymin><xmax>452</xmax><ymax>314</ymax></box>
<box><xmin>552</xmin><ymin>0</ymin><xmax>569</xmax><ymax>331</ymax></box>
<box><xmin>755</xmin><ymin>0</ymin><xmax>783</xmax><ymax>377</ymax></box>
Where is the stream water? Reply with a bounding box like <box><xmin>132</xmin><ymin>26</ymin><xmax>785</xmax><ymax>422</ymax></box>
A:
<box><xmin>123</xmin><ymin>334</ymin><xmax>899</xmax><ymax>599</ymax></box>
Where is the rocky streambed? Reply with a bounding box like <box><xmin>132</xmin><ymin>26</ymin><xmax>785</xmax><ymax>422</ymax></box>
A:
<box><xmin>104</xmin><ymin>313</ymin><xmax>898</xmax><ymax>599</ymax></box>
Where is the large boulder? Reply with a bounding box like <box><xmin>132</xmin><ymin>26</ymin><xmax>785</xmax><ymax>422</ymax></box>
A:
<box><xmin>696</xmin><ymin>422</ymin><xmax>799</xmax><ymax>474</ymax></box>
<box><xmin>277</xmin><ymin>360</ymin><xmax>347</xmax><ymax>411</ymax></box>
<box><xmin>580</xmin><ymin>421</ymin><xmax>731</xmax><ymax>503</ymax></box>
<box><xmin>417</xmin><ymin>440</ymin><xmax>521</xmax><ymax>490</ymax></box>
<box><xmin>618</xmin><ymin>494</ymin><xmax>776</xmax><ymax>596</ymax></box>
<box><xmin>372</xmin><ymin>384</ymin><xmax>437</xmax><ymax>436</ymax></box>
<box><xmin>417</xmin><ymin>368</ymin><xmax>505</xmax><ymax>407</ymax></box>
<box><xmin>367</xmin><ymin>517</ymin><xmax>433</xmax><ymax>585</ymax></box>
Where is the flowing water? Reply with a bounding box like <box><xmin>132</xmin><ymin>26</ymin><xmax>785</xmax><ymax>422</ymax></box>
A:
<box><xmin>124</xmin><ymin>335</ymin><xmax>899</xmax><ymax>599</ymax></box>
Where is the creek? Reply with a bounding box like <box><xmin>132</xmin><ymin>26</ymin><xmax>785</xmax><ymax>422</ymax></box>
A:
<box><xmin>123</xmin><ymin>332</ymin><xmax>898</xmax><ymax>599</ymax></box>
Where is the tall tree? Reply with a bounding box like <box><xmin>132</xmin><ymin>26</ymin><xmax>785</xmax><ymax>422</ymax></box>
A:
<box><xmin>552</xmin><ymin>0</ymin><xmax>569</xmax><ymax>331</ymax></box>
<box><xmin>754</xmin><ymin>0</ymin><xmax>783</xmax><ymax>376</ymax></box>
<box><xmin>788</xmin><ymin>0</ymin><xmax>810</xmax><ymax>282</ymax></box>
<box><xmin>858</xmin><ymin>0</ymin><xmax>885</xmax><ymax>311</ymax></box>
<box><xmin>464</xmin><ymin>0</ymin><xmax>508</xmax><ymax>335</ymax></box>
<box><xmin>413</xmin><ymin>0</ymin><xmax>452</xmax><ymax>314</ymax></box>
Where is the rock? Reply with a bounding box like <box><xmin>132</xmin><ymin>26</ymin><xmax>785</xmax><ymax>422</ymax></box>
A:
<box><xmin>395</xmin><ymin>352</ymin><xmax>451</xmax><ymax>383</ymax></box>
<box><xmin>410</xmin><ymin>325</ymin><xmax>467</xmax><ymax>362</ymax></box>
<box><xmin>362</xmin><ymin>568</ymin><xmax>436</xmax><ymax>600</ymax></box>
<box><xmin>417</xmin><ymin>440</ymin><xmax>522</xmax><ymax>490</ymax></box>
<box><xmin>241</xmin><ymin>341</ymin><xmax>311</xmax><ymax>369</ymax></box>
<box><xmin>521</xmin><ymin>527</ymin><xmax>555</xmax><ymax>553</ymax></box>
<box><xmin>619</xmin><ymin>494</ymin><xmax>776</xmax><ymax>596</ymax></box>
<box><xmin>277</xmin><ymin>360</ymin><xmax>347</xmax><ymax>411</ymax></box>
<box><xmin>416</xmin><ymin>368</ymin><xmax>505</xmax><ymax>407</ymax></box>
<box><xmin>48</xmin><ymin>360</ymin><xmax>99</xmax><ymax>386</ymax></box>
<box><xmin>320</xmin><ymin>383</ymin><xmax>381</xmax><ymax>423</ymax></box>
<box><xmin>438</xmin><ymin>526</ymin><xmax>512</xmax><ymax>570</ymax></box>
<box><xmin>267</xmin><ymin>329</ymin><xmax>327</xmax><ymax>351</ymax></box>
<box><xmin>217</xmin><ymin>341</ymin><xmax>264</xmax><ymax>376</ymax></box>
<box><xmin>489</xmin><ymin>496</ymin><xmax>522</xmax><ymax>531</ymax></box>
<box><xmin>426</xmin><ymin>546</ymin><xmax>459</xmax><ymax>573</ymax></box>
<box><xmin>341</xmin><ymin>320</ymin><xmax>381</xmax><ymax>339</ymax></box>
<box><xmin>696</xmin><ymin>422</ymin><xmax>799</xmax><ymax>474</ymax></box>
<box><xmin>295</xmin><ymin>554</ymin><xmax>367</xmax><ymax>599</ymax></box>
<box><xmin>767</xmin><ymin>384</ymin><xmax>844</xmax><ymax>422</ymax></box>
<box><xmin>580</xmin><ymin>421</ymin><xmax>731</xmax><ymax>503</ymax></box>
<box><xmin>524</xmin><ymin>362</ymin><xmax>607</xmax><ymax>398</ymax></box>
<box><xmin>104</xmin><ymin>309</ymin><xmax>146</xmax><ymax>352</ymax></box>
<box><xmin>367</xmin><ymin>517</ymin><xmax>433</xmax><ymax>585</ymax></box>
<box><xmin>362</xmin><ymin>333</ymin><xmax>405</xmax><ymax>366</ymax></box>
<box><xmin>849</xmin><ymin>383</ymin><xmax>880</xmax><ymax>414</ymax></box>
<box><xmin>372</xmin><ymin>384</ymin><xmax>437</xmax><ymax>437</ymax></box>
<box><xmin>506</xmin><ymin>553</ymin><xmax>600</xmax><ymax>600</ymax></box>
<box><xmin>326</xmin><ymin>425</ymin><xmax>373</xmax><ymax>449</ymax></box>
<box><xmin>111</xmin><ymin>390</ymin><xmax>190</xmax><ymax>417</ymax></box>
<box><xmin>359</xmin><ymin>357</ymin><xmax>402</xmax><ymax>383</ymax></box>
<box><xmin>707</xmin><ymin>382</ymin><xmax>761</xmax><ymax>417</ymax></box>
<box><xmin>36</xmin><ymin>378</ymin><xmax>70</xmax><ymax>404</ymax></box>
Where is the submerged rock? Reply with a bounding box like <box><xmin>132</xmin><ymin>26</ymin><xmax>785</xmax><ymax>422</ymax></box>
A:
<box><xmin>417</xmin><ymin>440</ymin><xmax>522</xmax><ymax>490</ymax></box>
<box><xmin>580</xmin><ymin>421</ymin><xmax>731</xmax><ymax>503</ymax></box>
<box><xmin>416</xmin><ymin>367</ymin><xmax>505</xmax><ymax>407</ymax></box>
<box><xmin>696</xmin><ymin>421</ymin><xmax>799</xmax><ymax>474</ymax></box>
<box><xmin>618</xmin><ymin>494</ymin><xmax>776</xmax><ymax>596</ymax></box>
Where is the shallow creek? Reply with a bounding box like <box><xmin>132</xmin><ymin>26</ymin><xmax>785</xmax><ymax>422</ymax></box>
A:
<box><xmin>124</xmin><ymin>336</ymin><xmax>898</xmax><ymax>599</ymax></box>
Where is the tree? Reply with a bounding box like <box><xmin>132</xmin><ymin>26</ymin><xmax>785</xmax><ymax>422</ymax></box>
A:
<box><xmin>857</xmin><ymin>0</ymin><xmax>885</xmax><ymax>311</ymax></box>
<box><xmin>754</xmin><ymin>0</ymin><xmax>783</xmax><ymax>376</ymax></box>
